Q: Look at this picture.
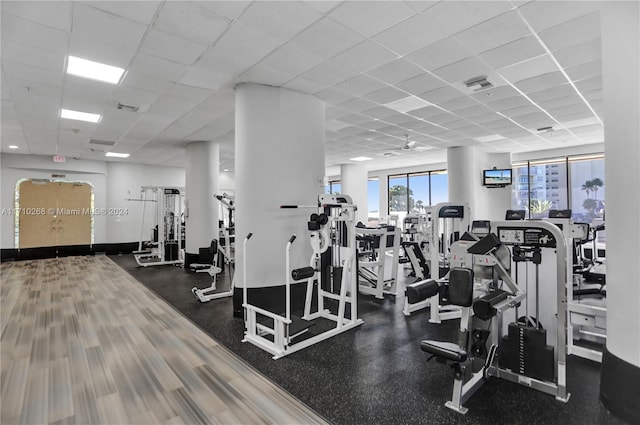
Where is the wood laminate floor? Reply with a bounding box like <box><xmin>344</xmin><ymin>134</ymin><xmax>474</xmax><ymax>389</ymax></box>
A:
<box><xmin>0</xmin><ymin>256</ymin><xmax>329</xmax><ymax>425</ymax></box>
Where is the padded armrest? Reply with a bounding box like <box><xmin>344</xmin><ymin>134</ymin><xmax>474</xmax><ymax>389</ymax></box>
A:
<box><xmin>405</xmin><ymin>279</ymin><xmax>439</xmax><ymax>304</ymax></box>
<box><xmin>420</xmin><ymin>340</ymin><xmax>467</xmax><ymax>363</ymax></box>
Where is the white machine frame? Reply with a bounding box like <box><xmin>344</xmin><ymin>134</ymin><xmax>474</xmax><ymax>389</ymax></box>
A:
<box><xmin>216</xmin><ymin>193</ymin><xmax>235</xmax><ymax>267</ymax></box>
<box><xmin>132</xmin><ymin>186</ymin><xmax>184</xmax><ymax>267</ymax></box>
<box><xmin>357</xmin><ymin>226</ymin><xmax>401</xmax><ymax>299</ymax></box>
<box><xmin>191</xmin><ymin>240</ymin><xmax>231</xmax><ymax>303</ymax></box>
<box><xmin>242</xmin><ymin>194</ymin><xmax>364</xmax><ymax>359</ymax></box>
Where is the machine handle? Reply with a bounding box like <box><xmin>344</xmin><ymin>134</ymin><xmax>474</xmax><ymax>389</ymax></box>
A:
<box><xmin>289</xmin><ymin>235</ymin><xmax>297</xmax><ymax>243</ymax></box>
<box><xmin>246</xmin><ymin>232</ymin><xmax>253</xmax><ymax>239</ymax></box>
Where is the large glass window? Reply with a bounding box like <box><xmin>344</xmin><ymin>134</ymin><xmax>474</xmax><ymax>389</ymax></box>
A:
<box><xmin>367</xmin><ymin>178</ymin><xmax>379</xmax><ymax>222</ymax></box>
<box><xmin>326</xmin><ymin>181</ymin><xmax>341</xmax><ymax>194</ymax></box>
<box><xmin>388</xmin><ymin>170</ymin><xmax>448</xmax><ymax>219</ymax></box>
<box><xmin>430</xmin><ymin>171</ymin><xmax>448</xmax><ymax>205</ymax></box>
<box><xmin>570</xmin><ymin>156</ymin><xmax>605</xmax><ymax>225</ymax></box>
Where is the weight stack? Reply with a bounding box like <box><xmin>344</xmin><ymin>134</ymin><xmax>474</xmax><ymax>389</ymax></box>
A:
<box><xmin>498</xmin><ymin>322</ymin><xmax>555</xmax><ymax>382</ymax></box>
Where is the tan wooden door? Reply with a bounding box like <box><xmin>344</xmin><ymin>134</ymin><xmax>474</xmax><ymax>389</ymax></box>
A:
<box><xmin>18</xmin><ymin>180</ymin><xmax>92</xmax><ymax>248</ymax></box>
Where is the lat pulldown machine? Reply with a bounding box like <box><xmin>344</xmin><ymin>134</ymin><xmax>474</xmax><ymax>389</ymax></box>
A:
<box><xmin>242</xmin><ymin>194</ymin><xmax>364</xmax><ymax>359</ymax></box>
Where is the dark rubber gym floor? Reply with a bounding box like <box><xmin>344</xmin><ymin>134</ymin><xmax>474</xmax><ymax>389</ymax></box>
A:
<box><xmin>111</xmin><ymin>254</ymin><xmax>625</xmax><ymax>425</ymax></box>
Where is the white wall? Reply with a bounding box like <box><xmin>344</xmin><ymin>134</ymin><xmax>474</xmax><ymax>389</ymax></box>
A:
<box><xmin>0</xmin><ymin>153</ymin><xmax>187</xmax><ymax>248</ymax></box>
<box><xmin>1</xmin><ymin>154</ymin><xmax>107</xmax><ymax>248</ymax></box>
<box><xmin>106</xmin><ymin>162</ymin><xmax>185</xmax><ymax>244</ymax></box>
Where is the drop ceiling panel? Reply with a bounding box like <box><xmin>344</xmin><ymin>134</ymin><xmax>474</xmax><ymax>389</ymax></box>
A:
<box><xmin>289</xmin><ymin>18</ymin><xmax>365</xmax><ymax>60</ymax></box>
<box><xmin>128</xmin><ymin>54</ymin><xmax>189</xmax><ymax>83</ymax></box>
<box><xmin>1</xmin><ymin>0</ymin><xmax>72</xmax><ymax>32</ymax></box>
<box><xmin>331</xmin><ymin>40</ymin><xmax>399</xmax><ymax>74</ymax></box>
<box><xmin>406</xmin><ymin>37</ymin><xmax>472</xmax><ymax>72</ymax></box>
<box><xmin>329</xmin><ymin>1</ymin><xmax>416</xmax><ymax>38</ymax></box>
<box><xmin>240</xmin><ymin>1</ymin><xmax>322</xmax><ymax>41</ymax></box>
<box><xmin>439</xmin><ymin>96</ymin><xmax>480</xmax><ymax>112</ymax></box>
<box><xmin>2</xmin><ymin>61</ymin><xmax>64</xmax><ymax>88</ymax></box>
<box><xmin>179</xmin><ymin>67</ymin><xmax>233</xmax><ymax>91</ymax></box>
<box><xmin>140</xmin><ymin>29</ymin><xmax>209</xmax><ymax>66</ymax></box>
<box><xmin>315</xmin><ymin>88</ymin><xmax>353</xmax><ymax>105</ymax></box>
<box><xmin>538</xmin><ymin>12</ymin><xmax>600</xmax><ymax>52</ymax></box>
<box><xmin>121</xmin><ymin>71</ymin><xmax>174</xmax><ymax>94</ymax></box>
<box><xmin>395</xmin><ymin>73</ymin><xmax>447</xmax><ymax>94</ymax></box>
<box><xmin>565</xmin><ymin>60</ymin><xmax>601</xmax><ymax>82</ymax></box>
<box><xmin>553</xmin><ymin>38</ymin><xmax>601</xmax><ymax>68</ymax></box>
<box><xmin>62</xmin><ymin>77</ymin><xmax>117</xmax><ymax>109</ymax></box>
<box><xmin>72</xmin><ymin>4</ymin><xmax>149</xmax><ymax>52</ymax></box>
<box><xmin>84</xmin><ymin>1</ymin><xmax>161</xmax><ymax>25</ymax></box>
<box><xmin>432</xmin><ymin>56</ymin><xmax>493</xmax><ymax>85</ymax></box>
<box><xmin>574</xmin><ymin>76</ymin><xmax>601</xmax><ymax>93</ymax></box>
<box><xmin>478</xmin><ymin>36</ymin><xmax>546</xmax><ymax>69</ymax></box>
<box><xmin>487</xmin><ymin>95</ymin><xmax>532</xmax><ymax>112</ymax></box>
<box><xmin>1</xmin><ymin>41</ymin><xmax>65</xmax><ymax>73</ymax></box>
<box><xmin>361</xmin><ymin>106</ymin><xmax>398</xmax><ymax>119</ymax></box>
<box><xmin>499</xmin><ymin>54</ymin><xmax>559</xmax><ymax>84</ymax></box>
<box><xmin>423</xmin><ymin>1</ymin><xmax>513</xmax><ymax>35</ymax></box>
<box><xmin>417</xmin><ymin>86</ymin><xmax>463</xmax><ymax>104</ymax></box>
<box><xmin>528</xmin><ymin>84</ymin><xmax>578</xmax><ymax>103</ymax></box>
<box><xmin>239</xmin><ymin>66</ymin><xmax>297</xmax><ymax>87</ymax></box>
<box><xmin>372</xmin><ymin>12</ymin><xmax>448</xmax><ymax>55</ymax></box>
<box><xmin>517</xmin><ymin>1</ymin><xmax>601</xmax><ymax>33</ymax></box>
<box><xmin>364</xmin><ymin>86</ymin><xmax>407</xmax><ymax>104</ymax></box>
<box><xmin>471</xmin><ymin>85</ymin><xmax>520</xmax><ymax>103</ymax></box>
<box><xmin>455</xmin><ymin>11</ymin><xmax>532</xmax><ymax>54</ymax></box>
<box><xmin>366</xmin><ymin>59</ymin><xmax>424</xmax><ymax>85</ymax></box>
<box><xmin>259</xmin><ymin>44</ymin><xmax>327</xmax><ymax>75</ymax></box>
<box><xmin>514</xmin><ymin>72</ymin><xmax>568</xmax><ymax>94</ymax></box>
<box><xmin>6</xmin><ymin>79</ymin><xmax>63</xmax><ymax>104</ymax></box>
<box><xmin>335</xmin><ymin>74</ymin><xmax>389</xmax><ymax>96</ymax></box>
<box><xmin>1</xmin><ymin>14</ymin><xmax>69</xmax><ymax>54</ymax></box>
<box><xmin>152</xmin><ymin>2</ymin><xmax>230</xmax><ymax>46</ymax></box>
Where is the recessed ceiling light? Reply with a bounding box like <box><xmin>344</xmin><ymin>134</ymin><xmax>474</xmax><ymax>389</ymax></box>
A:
<box><xmin>61</xmin><ymin>108</ymin><xmax>101</xmax><ymax>123</ymax></box>
<box><xmin>8</xmin><ymin>145</ymin><xmax>19</xmax><ymax>149</ymax></box>
<box><xmin>223</xmin><ymin>169</ymin><xmax>229</xmax><ymax>172</ymax></box>
<box><xmin>349</xmin><ymin>156</ymin><xmax>372</xmax><ymax>162</ymax></box>
<box><xmin>105</xmin><ymin>152</ymin><xmax>130</xmax><ymax>158</ymax></box>
<box><xmin>67</xmin><ymin>56</ymin><xmax>125</xmax><ymax>84</ymax></box>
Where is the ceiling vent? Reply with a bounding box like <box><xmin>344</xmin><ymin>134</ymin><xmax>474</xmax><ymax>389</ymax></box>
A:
<box><xmin>117</xmin><ymin>102</ymin><xmax>140</xmax><ymax>113</ymax></box>
<box><xmin>464</xmin><ymin>76</ymin><xmax>493</xmax><ymax>91</ymax></box>
<box><xmin>88</xmin><ymin>139</ymin><xmax>116</xmax><ymax>147</ymax></box>
<box><xmin>536</xmin><ymin>126</ymin><xmax>554</xmax><ymax>133</ymax></box>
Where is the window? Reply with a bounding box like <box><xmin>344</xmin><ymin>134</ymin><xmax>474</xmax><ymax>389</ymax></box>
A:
<box><xmin>569</xmin><ymin>155</ymin><xmax>605</xmax><ymax>226</ymax></box>
<box><xmin>367</xmin><ymin>178</ymin><xmax>379</xmax><ymax>222</ymax></box>
<box><xmin>388</xmin><ymin>170</ymin><xmax>448</xmax><ymax>220</ymax></box>
<box><xmin>325</xmin><ymin>181</ymin><xmax>341</xmax><ymax>194</ymax></box>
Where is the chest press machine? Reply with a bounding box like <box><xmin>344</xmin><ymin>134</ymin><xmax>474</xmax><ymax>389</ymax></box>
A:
<box><xmin>420</xmin><ymin>220</ymin><xmax>570</xmax><ymax>414</ymax></box>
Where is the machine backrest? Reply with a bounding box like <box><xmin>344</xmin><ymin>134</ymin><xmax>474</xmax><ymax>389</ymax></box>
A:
<box><xmin>448</xmin><ymin>267</ymin><xmax>474</xmax><ymax>307</ymax></box>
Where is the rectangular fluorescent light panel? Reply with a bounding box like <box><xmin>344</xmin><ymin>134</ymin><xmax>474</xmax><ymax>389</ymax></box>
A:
<box><xmin>350</xmin><ymin>156</ymin><xmax>372</xmax><ymax>162</ymax></box>
<box><xmin>61</xmin><ymin>108</ymin><xmax>101</xmax><ymax>123</ymax></box>
<box><xmin>105</xmin><ymin>152</ymin><xmax>130</xmax><ymax>158</ymax></box>
<box><xmin>384</xmin><ymin>96</ymin><xmax>432</xmax><ymax>113</ymax></box>
<box><xmin>67</xmin><ymin>56</ymin><xmax>125</xmax><ymax>84</ymax></box>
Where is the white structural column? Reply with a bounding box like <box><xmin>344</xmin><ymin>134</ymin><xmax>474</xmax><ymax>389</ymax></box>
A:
<box><xmin>235</xmin><ymin>83</ymin><xmax>325</xmax><ymax>289</ymax></box>
<box><xmin>600</xmin><ymin>2</ymin><xmax>640</xmax><ymax>423</ymax></box>
<box><xmin>185</xmin><ymin>141</ymin><xmax>219</xmax><ymax>255</ymax></box>
<box><xmin>447</xmin><ymin>146</ymin><xmax>511</xmax><ymax>221</ymax></box>
<box><xmin>341</xmin><ymin>163</ymin><xmax>368</xmax><ymax>224</ymax></box>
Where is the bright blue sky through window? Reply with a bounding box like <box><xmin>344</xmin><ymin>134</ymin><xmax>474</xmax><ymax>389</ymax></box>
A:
<box><xmin>368</xmin><ymin>179</ymin><xmax>379</xmax><ymax>214</ymax></box>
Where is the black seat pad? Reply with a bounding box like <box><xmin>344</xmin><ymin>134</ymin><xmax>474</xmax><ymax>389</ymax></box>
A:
<box><xmin>420</xmin><ymin>340</ymin><xmax>467</xmax><ymax>363</ymax></box>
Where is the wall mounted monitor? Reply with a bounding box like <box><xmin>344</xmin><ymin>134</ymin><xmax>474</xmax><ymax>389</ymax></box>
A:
<box><xmin>483</xmin><ymin>168</ymin><xmax>512</xmax><ymax>187</ymax></box>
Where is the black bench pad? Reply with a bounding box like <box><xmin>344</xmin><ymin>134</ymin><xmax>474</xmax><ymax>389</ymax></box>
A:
<box><xmin>420</xmin><ymin>340</ymin><xmax>467</xmax><ymax>363</ymax></box>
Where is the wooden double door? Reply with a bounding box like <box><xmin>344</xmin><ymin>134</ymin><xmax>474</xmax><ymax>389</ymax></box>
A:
<box><xmin>18</xmin><ymin>180</ymin><xmax>92</xmax><ymax>249</ymax></box>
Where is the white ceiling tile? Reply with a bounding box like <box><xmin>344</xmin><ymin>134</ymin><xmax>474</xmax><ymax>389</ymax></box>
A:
<box><xmin>302</xmin><ymin>61</ymin><xmax>358</xmax><ymax>86</ymax></box>
<box><xmin>366</xmin><ymin>59</ymin><xmax>424</xmax><ymax>85</ymax></box>
<box><xmin>487</xmin><ymin>96</ymin><xmax>532</xmax><ymax>112</ymax></box>
<box><xmin>417</xmin><ymin>85</ymin><xmax>462</xmax><ymax>104</ymax></box>
<box><xmin>335</xmin><ymin>74</ymin><xmax>389</xmax><ymax>97</ymax></box>
<box><xmin>259</xmin><ymin>44</ymin><xmax>326</xmax><ymax>76</ymax></box>
<box><xmin>517</xmin><ymin>1</ymin><xmax>601</xmax><ymax>33</ymax></box>
<box><xmin>536</xmin><ymin>95</ymin><xmax>584</xmax><ymax>111</ymax></box>
<box><xmin>240</xmin><ymin>2</ymin><xmax>322</xmax><ymax>41</ymax></box>
<box><xmin>315</xmin><ymin>88</ymin><xmax>353</xmax><ymax>105</ymax></box>
<box><xmin>329</xmin><ymin>1</ymin><xmax>416</xmax><ymax>38</ymax></box>
<box><xmin>364</xmin><ymin>86</ymin><xmax>407</xmax><ymax>104</ymax></box>
<box><xmin>1</xmin><ymin>40</ymin><xmax>65</xmax><ymax>73</ymax></box>
<box><xmin>478</xmin><ymin>36</ymin><xmax>546</xmax><ymax>69</ymax></box>
<box><xmin>63</xmin><ymin>76</ymin><xmax>118</xmax><ymax>108</ymax></box>
<box><xmin>432</xmin><ymin>56</ymin><xmax>493</xmax><ymax>85</ymax></box>
<box><xmin>148</xmin><ymin>95</ymin><xmax>199</xmax><ymax>121</ymax></box>
<box><xmin>361</xmin><ymin>106</ymin><xmax>398</xmax><ymax>119</ymax></box>
<box><xmin>165</xmin><ymin>84</ymin><xmax>216</xmax><ymax>103</ymax></box>
<box><xmin>404</xmin><ymin>1</ymin><xmax>440</xmax><ymax>13</ymax></box>
<box><xmin>128</xmin><ymin>54</ymin><xmax>189</xmax><ymax>83</ymax></box>
<box><xmin>372</xmin><ymin>13</ymin><xmax>448</xmax><ymax>55</ymax></box>
<box><xmin>283</xmin><ymin>77</ymin><xmax>331</xmax><ymax>95</ymax></box>
<box><xmin>405</xmin><ymin>105</ymin><xmax>441</xmax><ymax>119</ymax></box>
<box><xmin>140</xmin><ymin>29</ymin><xmax>209</xmax><ymax>66</ymax></box>
<box><xmin>437</xmin><ymin>96</ymin><xmax>478</xmax><ymax>112</ymax></box>
<box><xmin>72</xmin><ymin>4</ymin><xmax>149</xmax><ymax>54</ymax></box>
<box><xmin>2</xmin><ymin>0</ymin><xmax>71</xmax><ymax>32</ymax></box>
<box><xmin>455</xmin><ymin>104</ymin><xmax>495</xmax><ymax>120</ymax></box>
<box><xmin>337</xmin><ymin>97</ymin><xmax>380</xmax><ymax>113</ymax></box>
<box><xmin>514</xmin><ymin>72</ymin><xmax>568</xmax><ymax>94</ymax></box>
<box><xmin>565</xmin><ymin>61</ymin><xmax>601</xmax><ymax>82</ymax></box>
<box><xmin>289</xmin><ymin>17</ymin><xmax>365</xmax><ymax>60</ymax></box>
<box><xmin>153</xmin><ymin>2</ymin><xmax>231</xmax><ymax>45</ymax></box>
<box><xmin>498</xmin><ymin>54</ymin><xmax>559</xmax><ymax>83</ymax></box>
<box><xmin>395</xmin><ymin>73</ymin><xmax>447</xmax><ymax>94</ymax></box>
<box><xmin>501</xmin><ymin>105</ymin><xmax>541</xmax><ymax>118</ymax></box>
<box><xmin>331</xmin><ymin>41</ymin><xmax>399</xmax><ymax>74</ymax></box>
<box><xmin>121</xmin><ymin>71</ymin><xmax>173</xmax><ymax>94</ymax></box>
<box><xmin>455</xmin><ymin>11</ymin><xmax>532</xmax><ymax>54</ymax></box>
<box><xmin>2</xmin><ymin>61</ymin><xmax>63</xmax><ymax>88</ymax></box>
<box><xmin>422</xmin><ymin>1</ymin><xmax>513</xmax><ymax>35</ymax></box>
<box><xmin>528</xmin><ymin>84</ymin><xmax>577</xmax><ymax>104</ymax></box>
<box><xmin>471</xmin><ymin>85</ymin><xmax>520</xmax><ymax>103</ymax></box>
<box><xmin>238</xmin><ymin>65</ymin><xmax>297</xmax><ymax>87</ymax></box>
<box><xmin>574</xmin><ymin>76</ymin><xmax>601</xmax><ymax>94</ymax></box>
<box><xmin>539</xmin><ymin>12</ymin><xmax>600</xmax><ymax>52</ymax></box>
<box><xmin>179</xmin><ymin>67</ymin><xmax>233</xmax><ymax>91</ymax></box>
<box><xmin>1</xmin><ymin>13</ymin><xmax>68</xmax><ymax>54</ymax></box>
<box><xmin>195</xmin><ymin>1</ymin><xmax>251</xmax><ymax>20</ymax></box>
<box><xmin>84</xmin><ymin>1</ymin><xmax>161</xmax><ymax>25</ymax></box>
<box><xmin>554</xmin><ymin>38</ymin><xmax>601</xmax><ymax>68</ymax></box>
<box><xmin>406</xmin><ymin>37</ymin><xmax>472</xmax><ymax>71</ymax></box>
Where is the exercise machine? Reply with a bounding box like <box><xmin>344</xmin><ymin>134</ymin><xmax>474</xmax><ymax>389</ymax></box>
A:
<box><xmin>356</xmin><ymin>224</ymin><xmax>401</xmax><ymax>299</ymax></box>
<box><xmin>215</xmin><ymin>193</ymin><xmax>235</xmax><ymax>269</ymax></box>
<box><xmin>131</xmin><ymin>186</ymin><xmax>184</xmax><ymax>267</ymax></box>
<box><xmin>242</xmin><ymin>194</ymin><xmax>364</xmax><ymax>359</ymax></box>
<box><xmin>191</xmin><ymin>240</ymin><xmax>233</xmax><ymax>303</ymax></box>
<box><xmin>420</xmin><ymin>220</ymin><xmax>570</xmax><ymax>414</ymax></box>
